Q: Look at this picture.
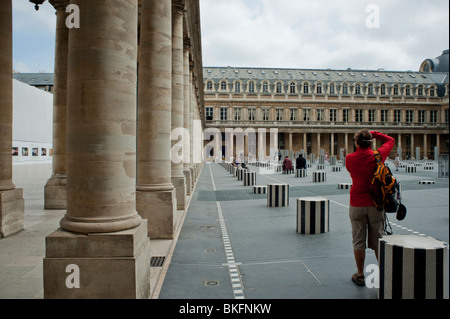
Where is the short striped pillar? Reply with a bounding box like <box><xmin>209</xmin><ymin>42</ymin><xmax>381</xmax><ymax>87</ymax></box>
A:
<box><xmin>378</xmin><ymin>235</ymin><xmax>448</xmax><ymax>299</ymax></box>
<box><xmin>231</xmin><ymin>166</ymin><xmax>237</xmax><ymax>176</ymax></box>
<box><xmin>332</xmin><ymin>166</ymin><xmax>341</xmax><ymax>172</ymax></box>
<box><xmin>243</xmin><ymin>171</ymin><xmax>256</xmax><ymax>186</ymax></box>
<box><xmin>419</xmin><ymin>181</ymin><xmax>435</xmax><ymax>185</ymax></box>
<box><xmin>253</xmin><ymin>186</ymin><xmax>267</xmax><ymax>194</ymax></box>
<box><xmin>423</xmin><ymin>165</ymin><xmax>434</xmax><ymax>171</ymax></box>
<box><xmin>406</xmin><ymin>166</ymin><xmax>417</xmax><ymax>173</ymax></box>
<box><xmin>312</xmin><ymin>171</ymin><xmax>326</xmax><ymax>183</ymax></box>
<box><xmin>282</xmin><ymin>169</ymin><xmax>294</xmax><ymax>174</ymax></box>
<box><xmin>237</xmin><ymin>168</ymin><xmax>245</xmax><ymax>181</ymax></box>
<box><xmin>296</xmin><ymin>169</ymin><xmax>307</xmax><ymax>178</ymax></box>
<box><xmin>316</xmin><ymin>164</ymin><xmax>325</xmax><ymax>170</ymax></box>
<box><xmin>338</xmin><ymin>183</ymin><xmax>352</xmax><ymax>189</ymax></box>
<box><xmin>296</xmin><ymin>197</ymin><xmax>330</xmax><ymax>235</ymax></box>
<box><xmin>267</xmin><ymin>184</ymin><xmax>289</xmax><ymax>207</ymax></box>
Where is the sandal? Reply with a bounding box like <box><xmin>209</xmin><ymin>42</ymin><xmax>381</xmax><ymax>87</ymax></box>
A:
<box><xmin>352</xmin><ymin>273</ymin><xmax>365</xmax><ymax>286</ymax></box>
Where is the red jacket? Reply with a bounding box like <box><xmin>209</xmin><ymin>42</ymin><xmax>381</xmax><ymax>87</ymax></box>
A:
<box><xmin>283</xmin><ymin>158</ymin><xmax>294</xmax><ymax>170</ymax></box>
<box><xmin>346</xmin><ymin>131</ymin><xmax>395</xmax><ymax>207</ymax></box>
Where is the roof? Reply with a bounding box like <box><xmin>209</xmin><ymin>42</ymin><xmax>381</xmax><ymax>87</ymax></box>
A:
<box><xmin>203</xmin><ymin>67</ymin><xmax>448</xmax><ymax>87</ymax></box>
<box><xmin>13</xmin><ymin>73</ymin><xmax>54</xmax><ymax>86</ymax></box>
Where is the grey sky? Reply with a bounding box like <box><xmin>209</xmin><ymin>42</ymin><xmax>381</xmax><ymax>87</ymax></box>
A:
<box><xmin>200</xmin><ymin>0</ymin><xmax>449</xmax><ymax>71</ymax></box>
<box><xmin>12</xmin><ymin>0</ymin><xmax>449</xmax><ymax>73</ymax></box>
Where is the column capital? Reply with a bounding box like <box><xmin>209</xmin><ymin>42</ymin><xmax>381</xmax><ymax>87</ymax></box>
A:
<box><xmin>173</xmin><ymin>0</ymin><xmax>185</xmax><ymax>14</ymax></box>
<box><xmin>49</xmin><ymin>0</ymin><xmax>70</xmax><ymax>11</ymax></box>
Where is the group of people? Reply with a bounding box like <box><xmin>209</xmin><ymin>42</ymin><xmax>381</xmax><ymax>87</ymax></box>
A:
<box><xmin>281</xmin><ymin>153</ymin><xmax>307</xmax><ymax>172</ymax></box>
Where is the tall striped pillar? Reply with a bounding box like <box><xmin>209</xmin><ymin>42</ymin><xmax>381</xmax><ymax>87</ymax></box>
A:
<box><xmin>379</xmin><ymin>235</ymin><xmax>448</xmax><ymax>299</ymax></box>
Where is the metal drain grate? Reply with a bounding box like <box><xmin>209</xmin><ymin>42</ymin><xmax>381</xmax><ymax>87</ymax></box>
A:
<box><xmin>150</xmin><ymin>256</ymin><xmax>166</xmax><ymax>267</ymax></box>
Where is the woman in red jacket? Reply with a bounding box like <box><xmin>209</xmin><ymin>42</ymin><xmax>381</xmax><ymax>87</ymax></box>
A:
<box><xmin>346</xmin><ymin>130</ymin><xmax>395</xmax><ymax>286</ymax></box>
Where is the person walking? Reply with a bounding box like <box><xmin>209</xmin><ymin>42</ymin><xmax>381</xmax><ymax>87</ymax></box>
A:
<box><xmin>345</xmin><ymin>130</ymin><xmax>395</xmax><ymax>286</ymax></box>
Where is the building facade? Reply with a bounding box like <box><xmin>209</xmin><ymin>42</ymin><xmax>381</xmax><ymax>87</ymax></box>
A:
<box><xmin>203</xmin><ymin>50</ymin><xmax>449</xmax><ymax>162</ymax></box>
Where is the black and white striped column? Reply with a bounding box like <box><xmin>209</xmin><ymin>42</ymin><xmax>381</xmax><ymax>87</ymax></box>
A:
<box><xmin>338</xmin><ymin>183</ymin><xmax>352</xmax><ymax>189</ymax></box>
<box><xmin>296</xmin><ymin>169</ymin><xmax>307</xmax><ymax>178</ymax></box>
<box><xmin>406</xmin><ymin>166</ymin><xmax>416</xmax><ymax>173</ymax></box>
<box><xmin>237</xmin><ymin>168</ymin><xmax>245</xmax><ymax>181</ymax></box>
<box><xmin>296</xmin><ymin>197</ymin><xmax>330</xmax><ymax>235</ymax></box>
<box><xmin>378</xmin><ymin>235</ymin><xmax>448</xmax><ymax>299</ymax></box>
<box><xmin>243</xmin><ymin>171</ymin><xmax>256</xmax><ymax>186</ymax></box>
<box><xmin>267</xmin><ymin>184</ymin><xmax>289</xmax><ymax>207</ymax></box>
<box><xmin>253</xmin><ymin>185</ymin><xmax>267</xmax><ymax>194</ymax></box>
<box><xmin>332</xmin><ymin>166</ymin><xmax>341</xmax><ymax>172</ymax></box>
<box><xmin>312</xmin><ymin>171</ymin><xmax>326</xmax><ymax>183</ymax></box>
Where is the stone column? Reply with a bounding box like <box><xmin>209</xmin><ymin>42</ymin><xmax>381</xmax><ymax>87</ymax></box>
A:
<box><xmin>0</xmin><ymin>0</ymin><xmax>24</xmax><ymax>238</ymax></box>
<box><xmin>44</xmin><ymin>0</ymin><xmax>150</xmax><ymax>299</ymax></box>
<box><xmin>45</xmin><ymin>0</ymin><xmax>70</xmax><ymax>210</ymax></box>
<box><xmin>136</xmin><ymin>0</ymin><xmax>176</xmax><ymax>239</ymax></box>
<box><xmin>423</xmin><ymin>134</ymin><xmax>428</xmax><ymax>160</ymax></box>
<box><xmin>183</xmin><ymin>39</ymin><xmax>192</xmax><ymax>195</ymax></box>
<box><xmin>172</xmin><ymin>0</ymin><xmax>187</xmax><ymax>210</ymax></box>
<box><xmin>411</xmin><ymin>134</ymin><xmax>415</xmax><ymax>159</ymax></box>
<box><xmin>330</xmin><ymin>133</ymin><xmax>334</xmax><ymax>156</ymax></box>
<box><xmin>303</xmin><ymin>133</ymin><xmax>307</xmax><ymax>154</ymax></box>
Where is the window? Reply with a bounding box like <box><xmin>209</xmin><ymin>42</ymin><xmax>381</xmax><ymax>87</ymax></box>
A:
<box><xmin>248</xmin><ymin>108</ymin><xmax>255</xmax><ymax>121</ymax></box>
<box><xmin>405</xmin><ymin>86</ymin><xmax>411</xmax><ymax>96</ymax></box>
<box><xmin>317</xmin><ymin>109</ymin><xmax>324</xmax><ymax>121</ymax></box>
<box><xmin>355</xmin><ymin>109</ymin><xmax>363</xmax><ymax>122</ymax></box>
<box><xmin>206</xmin><ymin>81</ymin><xmax>213</xmax><ymax>91</ymax></box>
<box><xmin>394</xmin><ymin>110</ymin><xmax>401</xmax><ymax>123</ymax></box>
<box><xmin>342</xmin><ymin>84</ymin><xmax>348</xmax><ymax>95</ymax></box>
<box><xmin>368</xmin><ymin>109</ymin><xmax>375</xmax><ymax>123</ymax></box>
<box><xmin>221</xmin><ymin>81</ymin><xmax>227</xmax><ymax>91</ymax></box>
<box><xmin>303</xmin><ymin>109</ymin><xmax>311</xmax><ymax>121</ymax></box>
<box><xmin>235</xmin><ymin>82</ymin><xmax>241</xmax><ymax>93</ymax></box>
<box><xmin>445</xmin><ymin>109</ymin><xmax>449</xmax><ymax>124</ymax></box>
<box><xmin>206</xmin><ymin>107</ymin><xmax>213</xmax><ymax>121</ymax></box>
<box><xmin>418</xmin><ymin>110</ymin><xmax>425</xmax><ymax>123</ymax></box>
<box><xmin>248</xmin><ymin>81</ymin><xmax>255</xmax><ymax>94</ymax></box>
<box><xmin>430</xmin><ymin>110</ymin><xmax>438</xmax><ymax>123</ymax></box>
<box><xmin>220</xmin><ymin>107</ymin><xmax>228</xmax><ymax>121</ymax></box>
<box><xmin>262</xmin><ymin>82</ymin><xmax>269</xmax><ymax>93</ymax></box>
<box><xmin>406</xmin><ymin>110</ymin><xmax>413</xmax><ymax>123</ymax></box>
<box><xmin>316</xmin><ymin>83</ymin><xmax>322</xmax><ymax>94</ymax></box>
<box><xmin>380</xmin><ymin>84</ymin><xmax>386</xmax><ymax>95</ymax></box>
<box><xmin>368</xmin><ymin>84</ymin><xmax>374</xmax><ymax>95</ymax></box>
<box><xmin>343</xmin><ymin>109</ymin><xmax>349</xmax><ymax>122</ymax></box>
<box><xmin>381</xmin><ymin>110</ymin><xmax>388</xmax><ymax>122</ymax></box>
<box><xmin>276</xmin><ymin>82</ymin><xmax>282</xmax><ymax>94</ymax></box>
<box><xmin>393</xmin><ymin>85</ymin><xmax>399</xmax><ymax>96</ymax></box>
<box><xmin>303</xmin><ymin>83</ymin><xmax>309</xmax><ymax>94</ymax></box>
<box><xmin>430</xmin><ymin>86</ymin><xmax>435</xmax><ymax>97</ymax></box>
<box><xmin>330</xmin><ymin>109</ymin><xmax>337</xmax><ymax>122</ymax></box>
<box><xmin>234</xmin><ymin>108</ymin><xmax>241</xmax><ymax>121</ymax></box>
<box><xmin>262</xmin><ymin>109</ymin><xmax>270</xmax><ymax>121</ymax></box>
<box><xmin>355</xmin><ymin>84</ymin><xmax>361</xmax><ymax>95</ymax></box>
<box><xmin>418</xmin><ymin>86</ymin><xmax>423</xmax><ymax>96</ymax></box>
<box><xmin>276</xmin><ymin>108</ymin><xmax>284</xmax><ymax>121</ymax></box>
<box><xmin>290</xmin><ymin>82</ymin><xmax>296</xmax><ymax>94</ymax></box>
<box><xmin>329</xmin><ymin>83</ymin><xmax>335</xmax><ymax>95</ymax></box>
<box><xmin>290</xmin><ymin>108</ymin><xmax>297</xmax><ymax>121</ymax></box>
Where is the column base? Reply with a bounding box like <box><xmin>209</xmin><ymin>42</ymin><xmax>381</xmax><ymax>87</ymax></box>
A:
<box><xmin>184</xmin><ymin>170</ymin><xmax>192</xmax><ymax>196</ymax></box>
<box><xmin>0</xmin><ymin>188</ymin><xmax>24</xmax><ymax>238</ymax></box>
<box><xmin>136</xmin><ymin>189</ymin><xmax>176</xmax><ymax>239</ymax></box>
<box><xmin>172</xmin><ymin>176</ymin><xmax>186</xmax><ymax>210</ymax></box>
<box><xmin>43</xmin><ymin>220</ymin><xmax>151</xmax><ymax>299</ymax></box>
<box><xmin>44</xmin><ymin>177</ymin><xmax>67</xmax><ymax>210</ymax></box>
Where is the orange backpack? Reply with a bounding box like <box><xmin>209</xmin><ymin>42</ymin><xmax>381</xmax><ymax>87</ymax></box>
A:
<box><xmin>370</xmin><ymin>150</ymin><xmax>399</xmax><ymax>213</ymax></box>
